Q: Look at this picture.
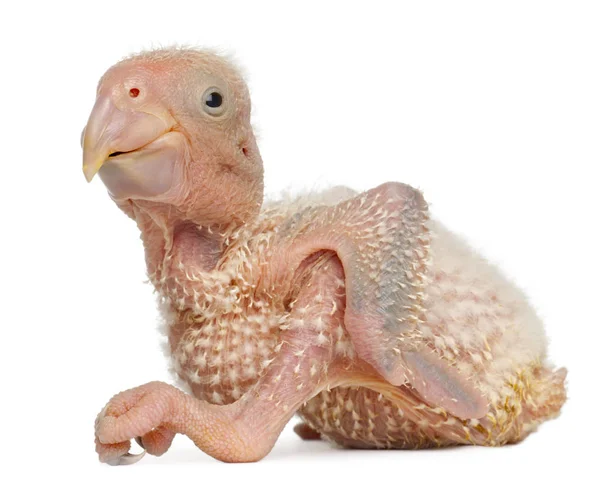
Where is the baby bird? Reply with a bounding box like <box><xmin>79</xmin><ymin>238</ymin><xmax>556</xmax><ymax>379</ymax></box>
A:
<box><xmin>83</xmin><ymin>48</ymin><xmax>566</xmax><ymax>464</ymax></box>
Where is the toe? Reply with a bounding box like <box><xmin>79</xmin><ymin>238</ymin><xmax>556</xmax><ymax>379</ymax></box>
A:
<box><xmin>293</xmin><ymin>422</ymin><xmax>322</xmax><ymax>440</ymax></box>
<box><xmin>95</xmin><ymin>437</ymin><xmax>131</xmax><ymax>464</ymax></box>
<box><xmin>136</xmin><ymin>426</ymin><xmax>176</xmax><ymax>456</ymax></box>
<box><xmin>95</xmin><ymin>382</ymin><xmax>173</xmax><ymax>444</ymax></box>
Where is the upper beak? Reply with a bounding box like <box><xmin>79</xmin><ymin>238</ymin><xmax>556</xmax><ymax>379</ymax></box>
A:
<box><xmin>82</xmin><ymin>95</ymin><xmax>175</xmax><ymax>182</ymax></box>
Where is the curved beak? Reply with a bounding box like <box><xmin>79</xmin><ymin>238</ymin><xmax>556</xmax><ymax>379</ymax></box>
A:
<box><xmin>82</xmin><ymin>95</ymin><xmax>175</xmax><ymax>182</ymax></box>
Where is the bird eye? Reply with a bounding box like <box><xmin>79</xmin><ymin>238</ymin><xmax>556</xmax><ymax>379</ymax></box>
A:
<box><xmin>202</xmin><ymin>87</ymin><xmax>225</xmax><ymax>116</ymax></box>
<box><xmin>206</xmin><ymin>92</ymin><xmax>222</xmax><ymax>108</ymax></box>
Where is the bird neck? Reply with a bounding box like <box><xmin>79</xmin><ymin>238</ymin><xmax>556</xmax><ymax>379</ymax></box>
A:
<box><xmin>130</xmin><ymin>203</ymin><xmax>230</xmax><ymax>288</ymax></box>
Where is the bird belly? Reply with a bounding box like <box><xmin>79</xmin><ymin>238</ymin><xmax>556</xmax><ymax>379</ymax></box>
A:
<box><xmin>297</xmin><ymin>360</ymin><xmax>566</xmax><ymax>448</ymax></box>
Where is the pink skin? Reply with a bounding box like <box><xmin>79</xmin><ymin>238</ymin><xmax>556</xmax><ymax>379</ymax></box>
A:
<box><xmin>83</xmin><ymin>49</ymin><xmax>566</xmax><ymax>464</ymax></box>
<box><xmin>84</xmin><ymin>49</ymin><xmax>353</xmax><ymax>463</ymax></box>
<box><xmin>83</xmin><ymin>49</ymin><xmax>263</xmax><ymax>226</ymax></box>
<box><xmin>95</xmin><ymin>259</ymin><xmax>353</xmax><ymax>463</ymax></box>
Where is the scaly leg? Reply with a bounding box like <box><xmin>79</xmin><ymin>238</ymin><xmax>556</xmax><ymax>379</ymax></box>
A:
<box><xmin>95</xmin><ymin>343</ymin><xmax>337</xmax><ymax>463</ymax></box>
<box><xmin>95</xmin><ymin>257</ymin><xmax>347</xmax><ymax>463</ymax></box>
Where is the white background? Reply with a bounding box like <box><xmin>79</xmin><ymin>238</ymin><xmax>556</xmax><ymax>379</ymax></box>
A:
<box><xmin>1</xmin><ymin>1</ymin><xmax>598</xmax><ymax>481</ymax></box>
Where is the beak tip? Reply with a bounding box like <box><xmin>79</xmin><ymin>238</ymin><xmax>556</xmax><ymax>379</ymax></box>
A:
<box><xmin>83</xmin><ymin>165</ymin><xmax>98</xmax><ymax>183</ymax></box>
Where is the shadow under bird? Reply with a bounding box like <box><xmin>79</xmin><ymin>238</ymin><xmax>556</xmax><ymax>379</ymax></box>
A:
<box><xmin>82</xmin><ymin>47</ymin><xmax>566</xmax><ymax>464</ymax></box>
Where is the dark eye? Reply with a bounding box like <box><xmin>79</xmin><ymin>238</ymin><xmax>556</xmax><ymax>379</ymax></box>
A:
<box><xmin>205</xmin><ymin>92</ymin><xmax>222</xmax><ymax>108</ymax></box>
<box><xmin>202</xmin><ymin>87</ymin><xmax>225</xmax><ymax>116</ymax></box>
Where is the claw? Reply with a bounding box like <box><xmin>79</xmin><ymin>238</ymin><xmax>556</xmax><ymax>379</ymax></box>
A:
<box><xmin>105</xmin><ymin>438</ymin><xmax>146</xmax><ymax>466</ymax></box>
<box><xmin>134</xmin><ymin>436</ymin><xmax>145</xmax><ymax>449</ymax></box>
<box><xmin>106</xmin><ymin>450</ymin><xmax>146</xmax><ymax>466</ymax></box>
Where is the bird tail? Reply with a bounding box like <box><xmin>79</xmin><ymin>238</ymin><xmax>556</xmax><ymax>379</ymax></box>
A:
<box><xmin>517</xmin><ymin>365</ymin><xmax>567</xmax><ymax>440</ymax></box>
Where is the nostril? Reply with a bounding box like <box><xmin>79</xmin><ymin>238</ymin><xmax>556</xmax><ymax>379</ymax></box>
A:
<box><xmin>129</xmin><ymin>88</ymin><xmax>140</xmax><ymax>98</ymax></box>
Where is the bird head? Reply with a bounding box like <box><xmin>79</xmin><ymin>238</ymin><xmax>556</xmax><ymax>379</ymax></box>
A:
<box><xmin>82</xmin><ymin>48</ymin><xmax>264</xmax><ymax>226</ymax></box>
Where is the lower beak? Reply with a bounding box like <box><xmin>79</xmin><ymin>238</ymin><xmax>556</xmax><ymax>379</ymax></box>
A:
<box><xmin>82</xmin><ymin>95</ymin><xmax>174</xmax><ymax>182</ymax></box>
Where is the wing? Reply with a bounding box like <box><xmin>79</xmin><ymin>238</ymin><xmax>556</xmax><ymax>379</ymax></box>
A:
<box><xmin>283</xmin><ymin>182</ymin><xmax>488</xmax><ymax>419</ymax></box>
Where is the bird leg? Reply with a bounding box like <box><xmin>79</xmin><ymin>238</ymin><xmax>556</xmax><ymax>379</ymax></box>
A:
<box><xmin>95</xmin><ymin>337</ymin><xmax>336</xmax><ymax>463</ymax></box>
<box><xmin>95</xmin><ymin>256</ymin><xmax>346</xmax><ymax>464</ymax></box>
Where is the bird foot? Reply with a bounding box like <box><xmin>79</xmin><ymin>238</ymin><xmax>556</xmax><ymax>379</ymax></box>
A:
<box><xmin>293</xmin><ymin>423</ymin><xmax>322</xmax><ymax>440</ymax></box>
<box><xmin>95</xmin><ymin>381</ymin><xmax>177</xmax><ymax>465</ymax></box>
